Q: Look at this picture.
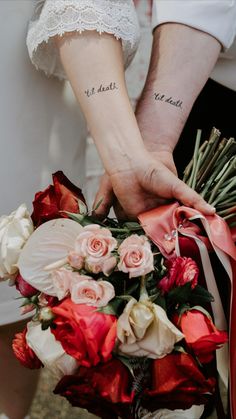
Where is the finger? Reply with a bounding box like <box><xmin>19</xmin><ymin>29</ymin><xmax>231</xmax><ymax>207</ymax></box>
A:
<box><xmin>93</xmin><ymin>175</ymin><xmax>115</xmax><ymax>219</ymax></box>
<box><xmin>147</xmin><ymin>167</ymin><xmax>215</xmax><ymax>215</ymax></box>
<box><xmin>170</xmin><ymin>176</ymin><xmax>216</xmax><ymax>215</ymax></box>
<box><xmin>113</xmin><ymin>200</ymin><xmax>128</xmax><ymax>221</ymax></box>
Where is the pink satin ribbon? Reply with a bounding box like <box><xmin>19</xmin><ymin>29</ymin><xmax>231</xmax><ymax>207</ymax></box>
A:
<box><xmin>139</xmin><ymin>203</ymin><xmax>236</xmax><ymax>418</ymax></box>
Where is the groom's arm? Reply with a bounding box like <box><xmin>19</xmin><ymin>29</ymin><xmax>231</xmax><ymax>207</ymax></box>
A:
<box><xmin>136</xmin><ymin>0</ymin><xmax>236</xmax><ymax>155</ymax></box>
<box><xmin>136</xmin><ymin>22</ymin><xmax>221</xmax><ymax>156</ymax></box>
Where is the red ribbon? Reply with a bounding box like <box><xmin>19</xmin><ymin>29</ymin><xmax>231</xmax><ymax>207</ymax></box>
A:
<box><xmin>139</xmin><ymin>203</ymin><xmax>236</xmax><ymax>418</ymax></box>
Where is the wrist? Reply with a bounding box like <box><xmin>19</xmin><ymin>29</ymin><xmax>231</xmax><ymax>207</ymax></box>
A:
<box><xmin>90</xmin><ymin>111</ymin><xmax>147</xmax><ymax>176</ymax></box>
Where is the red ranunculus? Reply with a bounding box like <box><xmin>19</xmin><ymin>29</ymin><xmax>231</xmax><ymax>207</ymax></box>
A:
<box><xmin>31</xmin><ymin>171</ymin><xmax>86</xmax><ymax>226</ymax></box>
<box><xmin>142</xmin><ymin>352</ymin><xmax>215</xmax><ymax>411</ymax></box>
<box><xmin>173</xmin><ymin>309</ymin><xmax>228</xmax><ymax>364</ymax></box>
<box><xmin>15</xmin><ymin>274</ymin><xmax>38</xmax><ymax>297</ymax></box>
<box><xmin>51</xmin><ymin>299</ymin><xmax>117</xmax><ymax>367</ymax></box>
<box><xmin>54</xmin><ymin>359</ymin><xmax>134</xmax><ymax>419</ymax></box>
<box><xmin>159</xmin><ymin>256</ymin><xmax>199</xmax><ymax>294</ymax></box>
<box><xmin>12</xmin><ymin>329</ymin><xmax>42</xmax><ymax>369</ymax></box>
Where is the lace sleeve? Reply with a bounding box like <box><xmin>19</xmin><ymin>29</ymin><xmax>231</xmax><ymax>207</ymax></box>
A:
<box><xmin>27</xmin><ymin>0</ymin><xmax>140</xmax><ymax>79</ymax></box>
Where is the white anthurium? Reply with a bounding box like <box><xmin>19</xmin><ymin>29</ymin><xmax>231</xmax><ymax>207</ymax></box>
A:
<box><xmin>26</xmin><ymin>321</ymin><xmax>78</xmax><ymax>379</ymax></box>
<box><xmin>17</xmin><ymin>218</ymin><xmax>83</xmax><ymax>295</ymax></box>
<box><xmin>139</xmin><ymin>405</ymin><xmax>204</xmax><ymax>419</ymax></box>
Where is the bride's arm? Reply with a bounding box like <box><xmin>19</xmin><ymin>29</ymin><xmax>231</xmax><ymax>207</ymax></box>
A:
<box><xmin>27</xmin><ymin>0</ymin><xmax>215</xmax><ymax>218</ymax></box>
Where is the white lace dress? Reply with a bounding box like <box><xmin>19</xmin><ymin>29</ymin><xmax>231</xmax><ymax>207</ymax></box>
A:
<box><xmin>0</xmin><ymin>0</ymin><xmax>139</xmax><ymax>326</ymax></box>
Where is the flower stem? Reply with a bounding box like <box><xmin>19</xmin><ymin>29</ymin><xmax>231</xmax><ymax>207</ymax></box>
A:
<box><xmin>187</xmin><ymin>130</ymin><xmax>202</xmax><ymax>188</ymax></box>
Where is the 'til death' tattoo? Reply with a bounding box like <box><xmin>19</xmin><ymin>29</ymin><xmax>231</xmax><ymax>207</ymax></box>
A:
<box><xmin>85</xmin><ymin>82</ymin><xmax>118</xmax><ymax>98</ymax></box>
<box><xmin>154</xmin><ymin>92</ymin><xmax>183</xmax><ymax>109</ymax></box>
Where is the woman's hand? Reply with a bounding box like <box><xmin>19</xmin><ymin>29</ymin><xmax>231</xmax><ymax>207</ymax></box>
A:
<box><xmin>94</xmin><ymin>150</ymin><xmax>215</xmax><ymax>220</ymax></box>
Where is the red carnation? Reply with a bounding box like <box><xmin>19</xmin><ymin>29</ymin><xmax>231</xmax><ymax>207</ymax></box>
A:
<box><xmin>54</xmin><ymin>359</ymin><xmax>134</xmax><ymax>419</ymax></box>
<box><xmin>173</xmin><ymin>309</ymin><xmax>228</xmax><ymax>364</ymax></box>
<box><xmin>15</xmin><ymin>274</ymin><xmax>38</xmax><ymax>297</ymax></box>
<box><xmin>51</xmin><ymin>299</ymin><xmax>117</xmax><ymax>367</ymax></box>
<box><xmin>142</xmin><ymin>352</ymin><xmax>216</xmax><ymax>411</ymax></box>
<box><xmin>31</xmin><ymin>171</ymin><xmax>86</xmax><ymax>226</ymax></box>
<box><xmin>12</xmin><ymin>329</ymin><xmax>42</xmax><ymax>369</ymax></box>
<box><xmin>159</xmin><ymin>256</ymin><xmax>199</xmax><ymax>294</ymax></box>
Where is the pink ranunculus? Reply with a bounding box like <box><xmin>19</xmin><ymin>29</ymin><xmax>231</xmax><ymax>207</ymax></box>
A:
<box><xmin>21</xmin><ymin>304</ymin><xmax>35</xmax><ymax>315</ymax></box>
<box><xmin>38</xmin><ymin>293</ymin><xmax>57</xmax><ymax>308</ymax></box>
<box><xmin>118</xmin><ymin>235</ymin><xmax>154</xmax><ymax>278</ymax></box>
<box><xmin>71</xmin><ymin>278</ymin><xmax>115</xmax><ymax>307</ymax></box>
<box><xmin>74</xmin><ymin>225</ymin><xmax>117</xmax><ymax>274</ymax></box>
<box><xmin>158</xmin><ymin>257</ymin><xmax>199</xmax><ymax>294</ymax></box>
<box><xmin>51</xmin><ymin>268</ymin><xmax>83</xmax><ymax>300</ymax></box>
<box><xmin>67</xmin><ymin>251</ymin><xmax>84</xmax><ymax>270</ymax></box>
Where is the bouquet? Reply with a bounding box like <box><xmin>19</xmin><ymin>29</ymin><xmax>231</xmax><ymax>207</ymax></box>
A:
<box><xmin>0</xmin><ymin>129</ymin><xmax>235</xmax><ymax>419</ymax></box>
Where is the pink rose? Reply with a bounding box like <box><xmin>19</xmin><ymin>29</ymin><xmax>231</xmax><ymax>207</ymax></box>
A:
<box><xmin>118</xmin><ymin>235</ymin><xmax>154</xmax><ymax>278</ymax></box>
<box><xmin>73</xmin><ymin>225</ymin><xmax>117</xmax><ymax>274</ymax></box>
<box><xmin>158</xmin><ymin>257</ymin><xmax>199</xmax><ymax>294</ymax></box>
<box><xmin>51</xmin><ymin>268</ymin><xmax>82</xmax><ymax>300</ymax></box>
<box><xmin>67</xmin><ymin>251</ymin><xmax>84</xmax><ymax>270</ymax></box>
<box><xmin>71</xmin><ymin>278</ymin><xmax>115</xmax><ymax>307</ymax></box>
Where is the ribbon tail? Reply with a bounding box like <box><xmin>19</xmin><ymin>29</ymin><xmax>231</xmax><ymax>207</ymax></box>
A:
<box><xmin>176</xmin><ymin>229</ymin><xmax>228</xmax><ymax>389</ymax></box>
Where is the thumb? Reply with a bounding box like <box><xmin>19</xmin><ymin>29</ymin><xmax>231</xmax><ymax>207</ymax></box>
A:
<box><xmin>170</xmin><ymin>175</ymin><xmax>215</xmax><ymax>215</ymax></box>
<box><xmin>145</xmin><ymin>165</ymin><xmax>215</xmax><ymax>215</ymax></box>
<box><xmin>93</xmin><ymin>174</ymin><xmax>114</xmax><ymax>219</ymax></box>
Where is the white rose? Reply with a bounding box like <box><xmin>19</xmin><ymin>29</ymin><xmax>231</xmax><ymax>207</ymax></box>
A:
<box><xmin>117</xmin><ymin>298</ymin><xmax>184</xmax><ymax>358</ymax></box>
<box><xmin>26</xmin><ymin>321</ymin><xmax>78</xmax><ymax>379</ymax></box>
<box><xmin>139</xmin><ymin>405</ymin><xmax>204</xmax><ymax>418</ymax></box>
<box><xmin>0</xmin><ymin>204</ymin><xmax>34</xmax><ymax>279</ymax></box>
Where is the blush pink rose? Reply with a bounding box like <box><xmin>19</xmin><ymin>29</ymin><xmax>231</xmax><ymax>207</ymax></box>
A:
<box><xmin>73</xmin><ymin>225</ymin><xmax>117</xmax><ymax>274</ymax></box>
<box><xmin>118</xmin><ymin>235</ymin><xmax>154</xmax><ymax>278</ymax></box>
<box><xmin>71</xmin><ymin>278</ymin><xmax>115</xmax><ymax>307</ymax></box>
<box><xmin>158</xmin><ymin>257</ymin><xmax>199</xmax><ymax>294</ymax></box>
<box><xmin>51</xmin><ymin>268</ymin><xmax>83</xmax><ymax>300</ymax></box>
<box><xmin>67</xmin><ymin>251</ymin><xmax>84</xmax><ymax>270</ymax></box>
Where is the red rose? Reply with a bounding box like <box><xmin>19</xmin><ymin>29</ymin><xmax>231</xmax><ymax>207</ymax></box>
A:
<box><xmin>12</xmin><ymin>329</ymin><xmax>42</xmax><ymax>369</ymax></box>
<box><xmin>54</xmin><ymin>359</ymin><xmax>134</xmax><ymax>419</ymax></box>
<box><xmin>51</xmin><ymin>299</ymin><xmax>117</xmax><ymax>367</ymax></box>
<box><xmin>15</xmin><ymin>274</ymin><xmax>38</xmax><ymax>297</ymax></box>
<box><xmin>31</xmin><ymin>171</ymin><xmax>86</xmax><ymax>226</ymax></box>
<box><xmin>159</xmin><ymin>256</ymin><xmax>199</xmax><ymax>294</ymax></box>
<box><xmin>142</xmin><ymin>352</ymin><xmax>215</xmax><ymax>411</ymax></box>
<box><xmin>173</xmin><ymin>309</ymin><xmax>228</xmax><ymax>364</ymax></box>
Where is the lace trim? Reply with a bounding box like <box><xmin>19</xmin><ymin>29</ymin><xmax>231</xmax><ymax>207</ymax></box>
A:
<box><xmin>27</xmin><ymin>0</ymin><xmax>140</xmax><ymax>78</ymax></box>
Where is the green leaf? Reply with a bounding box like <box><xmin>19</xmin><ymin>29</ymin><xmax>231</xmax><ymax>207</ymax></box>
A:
<box><xmin>189</xmin><ymin>285</ymin><xmax>214</xmax><ymax>305</ymax></box>
<box><xmin>97</xmin><ymin>297</ymin><xmax>125</xmax><ymax>316</ymax></box>
<box><xmin>97</xmin><ymin>304</ymin><xmax>117</xmax><ymax>316</ymax></box>
<box><xmin>122</xmin><ymin>222</ymin><xmax>143</xmax><ymax>232</ymax></box>
<box><xmin>168</xmin><ymin>282</ymin><xmax>193</xmax><ymax>303</ymax></box>
<box><xmin>153</xmin><ymin>293</ymin><xmax>167</xmax><ymax>310</ymax></box>
<box><xmin>93</xmin><ymin>197</ymin><xmax>103</xmax><ymax>212</ymax></box>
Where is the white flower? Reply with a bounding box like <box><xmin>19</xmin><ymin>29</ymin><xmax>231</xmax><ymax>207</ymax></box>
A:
<box><xmin>0</xmin><ymin>204</ymin><xmax>34</xmax><ymax>279</ymax></box>
<box><xmin>117</xmin><ymin>298</ymin><xmax>184</xmax><ymax>358</ymax></box>
<box><xmin>17</xmin><ymin>218</ymin><xmax>83</xmax><ymax>295</ymax></box>
<box><xmin>26</xmin><ymin>321</ymin><xmax>78</xmax><ymax>379</ymax></box>
<box><xmin>139</xmin><ymin>405</ymin><xmax>204</xmax><ymax>418</ymax></box>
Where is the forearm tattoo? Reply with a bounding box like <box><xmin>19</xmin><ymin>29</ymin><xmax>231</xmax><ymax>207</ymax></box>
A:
<box><xmin>154</xmin><ymin>92</ymin><xmax>183</xmax><ymax>109</ymax></box>
<box><xmin>84</xmin><ymin>82</ymin><xmax>118</xmax><ymax>98</ymax></box>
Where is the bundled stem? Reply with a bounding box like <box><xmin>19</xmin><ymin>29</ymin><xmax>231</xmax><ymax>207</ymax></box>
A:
<box><xmin>182</xmin><ymin>128</ymin><xmax>236</xmax><ymax>227</ymax></box>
